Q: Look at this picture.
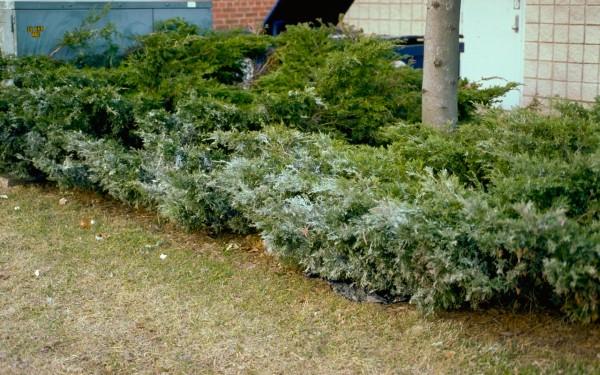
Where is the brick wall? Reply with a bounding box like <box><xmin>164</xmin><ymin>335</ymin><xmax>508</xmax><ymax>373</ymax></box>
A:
<box><xmin>212</xmin><ymin>0</ymin><xmax>427</xmax><ymax>35</ymax></box>
<box><xmin>523</xmin><ymin>0</ymin><xmax>600</xmax><ymax>105</ymax></box>
<box><xmin>344</xmin><ymin>0</ymin><xmax>426</xmax><ymax>35</ymax></box>
<box><xmin>212</xmin><ymin>0</ymin><xmax>277</xmax><ymax>31</ymax></box>
<box><xmin>211</xmin><ymin>0</ymin><xmax>600</xmax><ymax>106</ymax></box>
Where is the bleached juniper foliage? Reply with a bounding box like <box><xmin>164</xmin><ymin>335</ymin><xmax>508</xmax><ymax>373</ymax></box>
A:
<box><xmin>0</xmin><ymin>24</ymin><xmax>598</xmax><ymax>322</ymax></box>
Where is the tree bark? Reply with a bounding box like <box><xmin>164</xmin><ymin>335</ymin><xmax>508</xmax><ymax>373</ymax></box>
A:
<box><xmin>422</xmin><ymin>0</ymin><xmax>461</xmax><ymax>130</ymax></box>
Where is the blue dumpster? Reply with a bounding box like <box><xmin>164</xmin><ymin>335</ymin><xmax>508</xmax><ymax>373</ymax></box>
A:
<box><xmin>389</xmin><ymin>35</ymin><xmax>465</xmax><ymax>69</ymax></box>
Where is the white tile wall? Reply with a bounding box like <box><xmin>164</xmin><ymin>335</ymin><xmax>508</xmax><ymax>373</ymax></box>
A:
<box><xmin>344</xmin><ymin>0</ymin><xmax>426</xmax><ymax>36</ymax></box>
<box><xmin>525</xmin><ymin>0</ymin><xmax>600</xmax><ymax>104</ymax></box>
<box><xmin>344</xmin><ymin>0</ymin><xmax>600</xmax><ymax>105</ymax></box>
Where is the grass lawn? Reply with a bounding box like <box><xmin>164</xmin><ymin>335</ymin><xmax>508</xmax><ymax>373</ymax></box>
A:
<box><xmin>0</xmin><ymin>185</ymin><xmax>599</xmax><ymax>374</ymax></box>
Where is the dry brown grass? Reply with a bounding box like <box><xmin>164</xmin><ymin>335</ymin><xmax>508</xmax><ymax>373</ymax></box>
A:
<box><xmin>0</xmin><ymin>185</ymin><xmax>599</xmax><ymax>374</ymax></box>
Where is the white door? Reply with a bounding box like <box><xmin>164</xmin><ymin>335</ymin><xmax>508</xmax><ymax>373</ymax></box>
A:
<box><xmin>460</xmin><ymin>0</ymin><xmax>525</xmax><ymax>108</ymax></box>
<box><xmin>0</xmin><ymin>2</ymin><xmax>16</xmax><ymax>56</ymax></box>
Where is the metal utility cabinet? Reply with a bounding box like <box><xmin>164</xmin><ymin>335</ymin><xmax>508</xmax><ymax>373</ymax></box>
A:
<box><xmin>0</xmin><ymin>1</ymin><xmax>212</xmax><ymax>56</ymax></box>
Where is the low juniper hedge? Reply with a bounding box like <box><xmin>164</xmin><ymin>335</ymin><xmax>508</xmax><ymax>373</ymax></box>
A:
<box><xmin>0</xmin><ymin>23</ymin><xmax>598</xmax><ymax>322</ymax></box>
<box><xmin>208</xmin><ymin>121</ymin><xmax>599</xmax><ymax>322</ymax></box>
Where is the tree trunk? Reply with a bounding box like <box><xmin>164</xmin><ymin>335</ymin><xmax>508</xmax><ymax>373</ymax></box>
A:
<box><xmin>422</xmin><ymin>0</ymin><xmax>461</xmax><ymax>130</ymax></box>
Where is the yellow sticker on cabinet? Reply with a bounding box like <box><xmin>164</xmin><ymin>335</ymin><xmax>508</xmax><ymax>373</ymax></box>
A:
<box><xmin>27</xmin><ymin>26</ymin><xmax>45</xmax><ymax>38</ymax></box>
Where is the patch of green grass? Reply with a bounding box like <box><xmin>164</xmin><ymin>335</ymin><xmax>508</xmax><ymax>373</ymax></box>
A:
<box><xmin>0</xmin><ymin>185</ymin><xmax>599</xmax><ymax>374</ymax></box>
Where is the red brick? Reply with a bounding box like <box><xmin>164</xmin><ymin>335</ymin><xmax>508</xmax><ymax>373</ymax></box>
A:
<box><xmin>212</xmin><ymin>0</ymin><xmax>278</xmax><ymax>31</ymax></box>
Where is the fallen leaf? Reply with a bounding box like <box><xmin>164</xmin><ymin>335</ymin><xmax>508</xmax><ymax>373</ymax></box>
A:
<box><xmin>444</xmin><ymin>350</ymin><xmax>456</xmax><ymax>359</ymax></box>
<box><xmin>80</xmin><ymin>218</ymin><xmax>91</xmax><ymax>229</ymax></box>
<box><xmin>80</xmin><ymin>218</ymin><xmax>97</xmax><ymax>229</ymax></box>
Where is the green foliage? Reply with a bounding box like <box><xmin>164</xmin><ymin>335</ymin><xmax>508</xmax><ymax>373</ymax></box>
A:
<box><xmin>0</xmin><ymin>55</ymin><xmax>7</xmax><ymax>75</ymax></box>
<box><xmin>458</xmin><ymin>79</ymin><xmax>519</xmax><ymax>121</ymax></box>
<box><xmin>257</xmin><ymin>24</ymin><xmax>341</xmax><ymax>91</ymax></box>
<box><xmin>68</xmin><ymin>134</ymin><xmax>150</xmax><ymax>205</ymax></box>
<box><xmin>258</xmin><ymin>25</ymin><xmax>423</xmax><ymax>142</ymax></box>
<box><xmin>123</xmin><ymin>24</ymin><xmax>271</xmax><ymax>108</ymax></box>
<box><xmin>257</xmin><ymin>24</ymin><xmax>512</xmax><ymax>143</ymax></box>
<box><xmin>210</xmin><ymin>122</ymin><xmax>600</xmax><ymax>322</ymax></box>
<box><xmin>317</xmin><ymin>39</ymin><xmax>422</xmax><ymax>142</ymax></box>
<box><xmin>133</xmin><ymin>109</ymin><xmax>251</xmax><ymax>233</ymax></box>
<box><xmin>51</xmin><ymin>4</ymin><xmax>121</xmax><ymax>68</ymax></box>
<box><xmin>1</xmin><ymin>21</ymin><xmax>597</xmax><ymax>323</ymax></box>
<box><xmin>0</xmin><ymin>61</ymin><xmax>136</xmax><ymax>179</ymax></box>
